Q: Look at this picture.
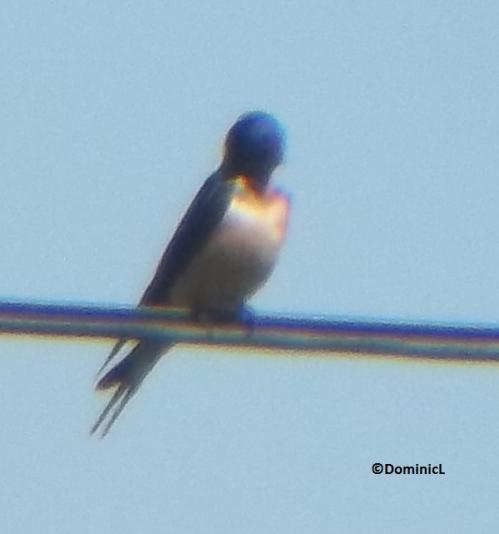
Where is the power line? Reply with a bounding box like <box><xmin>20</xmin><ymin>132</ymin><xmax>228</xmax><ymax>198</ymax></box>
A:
<box><xmin>1</xmin><ymin>300</ymin><xmax>499</xmax><ymax>362</ymax></box>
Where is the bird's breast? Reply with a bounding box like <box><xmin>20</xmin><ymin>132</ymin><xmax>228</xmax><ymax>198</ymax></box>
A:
<box><xmin>169</xmin><ymin>179</ymin><xmax>290</xmax><ymax>312</ymax></box>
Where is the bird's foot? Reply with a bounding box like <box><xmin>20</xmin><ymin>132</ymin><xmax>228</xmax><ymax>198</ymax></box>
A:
<box><xmin>235</xmin><ymin>305</ymin><xmax>256</xmax><ymax>337</ymax></box>
<box><xmin>191</xmin><ymin>306</ymin><xmax>256</xmax><ymax>337</ymax></box>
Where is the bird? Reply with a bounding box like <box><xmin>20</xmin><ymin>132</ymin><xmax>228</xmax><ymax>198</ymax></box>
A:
<box><xmin>91</xmin><ymin>111</ymin><xmax>290</xmax><ymax>437</ymax></box>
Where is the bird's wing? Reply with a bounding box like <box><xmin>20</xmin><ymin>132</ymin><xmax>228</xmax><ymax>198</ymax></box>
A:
<box><xmin>140</xmin><ymin>171</ymin><xmax>235</xmax><ymax>305</ymax></box>
<box><xmin>96</xmin><ymin>171</ymin><xmax>233</xmax><ymax>376</ymax></box>
<box><xmin>92</xmin><ymin>171</ymin><xmax>235</xmax><ymax>437</ymax></box>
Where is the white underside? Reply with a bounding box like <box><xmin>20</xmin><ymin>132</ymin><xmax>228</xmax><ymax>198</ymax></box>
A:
<box><xmin>168</xmin><ymin>206</ymin><xmax>285</xmax><ymax>312</ymax></box>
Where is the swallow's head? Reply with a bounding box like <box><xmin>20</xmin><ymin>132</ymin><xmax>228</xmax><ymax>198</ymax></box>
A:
<box><xmin>222</xmin><ymin>111</ymin><xmax>286</xmax><ymax>186</ymax></box>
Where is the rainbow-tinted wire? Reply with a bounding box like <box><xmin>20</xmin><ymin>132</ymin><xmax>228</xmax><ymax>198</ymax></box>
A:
<box><xmin>1</xmin><ymin>300</ymin><xmax>499</xmax><ymax>363</ymax></box>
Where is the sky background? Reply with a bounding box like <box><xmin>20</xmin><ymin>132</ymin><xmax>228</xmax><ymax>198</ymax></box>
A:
<box><xmin>1</xmin><ymin>1</ymin><xmax>499</xmax><ymax>532</ymax></box>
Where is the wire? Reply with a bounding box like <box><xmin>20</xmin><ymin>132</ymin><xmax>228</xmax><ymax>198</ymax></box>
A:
<box><xmin>0</xmin><ymin>300</ymin><xmax>499</xmax><ymax>362</ymax></box>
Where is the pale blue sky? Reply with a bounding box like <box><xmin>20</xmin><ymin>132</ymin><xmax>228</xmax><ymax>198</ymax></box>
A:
<box><xmin>1</xmin><ymin>1</ymin><xmax>499</xmax><ymax>532</ymax></box>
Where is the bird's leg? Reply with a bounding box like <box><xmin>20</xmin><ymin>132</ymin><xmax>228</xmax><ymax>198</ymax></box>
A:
<box><xmin>211</xmin><ymin>305</ymin><xmax>256</xmax><ymax>338</ymax></box>
<box><xmin>191</xmin><ymin>305</ymin><xmax>256</xmax><ymax>338</ymax></box>
<box><xmin>235</xmin><ymin>304</ymin><xmax>256</xmax><ymax>337</ymax></box>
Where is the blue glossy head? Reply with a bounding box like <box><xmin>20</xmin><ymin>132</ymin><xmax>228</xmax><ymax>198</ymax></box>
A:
<box><xmin>222</xmin><ymin>111</ymin><xmax>286</xmax><ymax>184</ymax></box>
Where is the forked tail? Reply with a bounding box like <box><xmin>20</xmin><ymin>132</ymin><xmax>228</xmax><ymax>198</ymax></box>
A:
<box><xmin>91</xmin><ymin>340</ymin><xmax>171</xmax><ymax>438</ymax></box>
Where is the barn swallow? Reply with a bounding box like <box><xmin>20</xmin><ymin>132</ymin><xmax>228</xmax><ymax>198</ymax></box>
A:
<box><xmin>91</xmin><ymin>111</ymin><xmax>290</xmax><ymax>437</ymax></box>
